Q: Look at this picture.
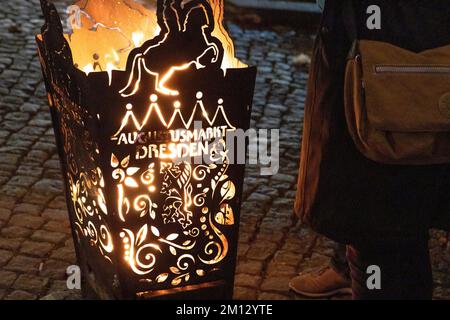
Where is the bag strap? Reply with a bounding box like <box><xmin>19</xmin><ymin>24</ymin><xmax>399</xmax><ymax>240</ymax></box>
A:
<box><xmin>342</xmin><ymin>0</ymin><xmax>359</xmax><ymax>58</ymax></box>
<box><xmin>342</xmin><ymin>0</ymin><xmax>358</xmax><ymax>41</ymax></box>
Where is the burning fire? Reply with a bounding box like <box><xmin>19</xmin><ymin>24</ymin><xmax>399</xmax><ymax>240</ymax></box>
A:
<box><xmin>66</xmin><ymin>0</ymin><xmax>245</xmax><ymax>85</ymax></box>
<box><xmin>67</xmin><ymin>0</ymin><xmax>160</xmax><ymax>74</ymax></box>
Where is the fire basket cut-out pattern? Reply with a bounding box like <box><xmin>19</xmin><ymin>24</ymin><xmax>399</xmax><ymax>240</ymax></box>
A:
<box><xmin>111</xmin><ymin>130</ymin><xmax>236</xmax><ymax>285</ymax></box>
<box><xmin>160</xmin><ymin>161</ymin><xmax>194</xmax><ymax>229</ymax></box>
<box><xmin>57</xmin><ymin>95</ymin><xmax>114</xmax><ymax>262</ymax></box>
<box><xmin>37</xmin><ymin>0</ymin><xmax>256</xmax><ymax>298</ymax></box>
<box><xmin>120</xmin><ymin>0</ymin><xmax>225</xmax><ymax>97</ymax></box>
<box><xmin>111</xmin><ymin>93</ymin><xmax>236</xmax><ymax>141</ymax></box>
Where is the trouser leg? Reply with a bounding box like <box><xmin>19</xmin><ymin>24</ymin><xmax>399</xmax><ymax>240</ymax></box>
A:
<box><xmin>330</xmin><ymin>243</ymin><xmax>350</xmax><ymax>280</ymax></box>
<box><xmin>346</xmin><ymin>239</ymin><xmax>432</xmax><ymax>300</ymax></box>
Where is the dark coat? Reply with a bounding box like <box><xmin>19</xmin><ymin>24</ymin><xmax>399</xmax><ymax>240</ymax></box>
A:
<box><xmin>295</xmin><ymin>0</ymin><xmax>450</xmax><ymax>247</ymax></box>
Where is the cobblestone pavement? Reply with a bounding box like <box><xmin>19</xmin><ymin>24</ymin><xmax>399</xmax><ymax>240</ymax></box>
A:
<box><xmin>0</xmin><ymin>0</ymin><xmax>450</xmax><ymax>300</ymax></box>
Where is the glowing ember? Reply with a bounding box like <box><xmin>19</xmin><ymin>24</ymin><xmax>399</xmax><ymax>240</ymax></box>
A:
<box><xmin>66</xmin><ymin>0</ymin><xmax>245</xmax><ymax>77</ymax></box>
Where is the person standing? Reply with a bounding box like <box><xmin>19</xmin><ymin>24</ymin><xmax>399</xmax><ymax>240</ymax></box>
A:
<box><xmin>293</xmin><ymin>0</ymin><xmax>450</xmax><ymax>299</ymax></box>
<box><xmin>290</xmin><ymin>0</ymin><xmax>351</xmax><ymax>299</ymax></box>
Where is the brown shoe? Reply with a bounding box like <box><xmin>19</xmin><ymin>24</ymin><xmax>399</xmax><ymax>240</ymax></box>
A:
<box><xmin>289</xmin><ymin>267</ymin><xmax>352</xmax><ymax>298</ymax></box>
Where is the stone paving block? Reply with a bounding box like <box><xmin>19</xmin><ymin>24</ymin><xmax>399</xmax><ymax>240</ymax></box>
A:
<box><xmin>434</xmin><ymin>286</ymin><xmax>450</xmax><ymax>300</ymax></box>
<box><xmin>271</xmin><ymin>198</ymin><xmax>295</xmax><ymax>212</ymax></box>
<box><xmin>33</xmin><ymin>142</ymin><xmax>55</xmax><ymax>153</ymax></box>
<box><xmin>20</xmin><ymin>102</ymin><xmax>40</xmax><ymax>113</ymax></box>
<box><xmin>32</xmin><ymin>179</ymin><xmax>64</xmax><ymax>195</ymax></box>
<box><xmin>48</xmin><ymin>279</ymin><xmax>69</xmax><ymax>292</ymax></box>
<box><xmin>4</xmin><ymin>290</ymin><xmax>37</xmax><ymax>300</ymax></box>
<box><xmin>16</xmin><ymin>165</ymin><xmax>44</xmax><ymax>178</ymax></box>
<box><xmin>0</xmin><ymin>249</ymin><xmax>13</xmax><ymax>266</ymax></box>
<box><xmin>270</xmin><ymin>173</ymin><xmax>295</xmax><ymax>184</ymax></box>
<box><xmin>289</xmin><ymin>224</ymin><xmax>318</xmax><ymax>240</ymax></box>
<box><xmin>237</xmin><ymin>243</ymin><xmax>249</xmax><ymax>258</ymax></box>
<box><xmin>6</xmin><ymin>139</ymin><xmax>34</xmax><ymax>150</ymax></box>
<box><xmin>297</xmin><ymin>253</ymin><xmax>331</xmax><ymax>275</ymax></box>
<box><xmin>246</xmin><ymin>242</ymin><xmax>278</xmax><ymax>261</ymax></box>
<box><xmin>0</xmin><ymin>207</ymin><xmax>11</xmax><ymax>221</ymax></box>
<box><xmin>266</xmin><ymin>262</ymin><xmax>297</xmax><ymax>277</ymax></box>
<box><xmin>47</xmin><ymin>196</ymin><xmax>67</xmax><ymax>210</ymax></box>
<box><xmin>238</xmin><ymin>232</ymin><xmax>252</xmax><ymax>244</ymax></box>
<box><xmin>238</xmin><ymin>221</ymin><xmax>258</xmax><ymax>235</ymax></box>
<box><xmin>12</xmin><ymin>274</ymin><xmax>49</xmax><ymax>294</ymax></box>
<box><xmin>0</xmin><ymin>185</ymin><xmax>27</xmax><ymax>198</ymax></box>
<box><xmin>281</xmin><ymin>237</ymin><xmax>314</xmax><ymax>256</ymax></box>
<box><xmin>12</xmin><ymin>203</ymin><xmax>43</xmax><ymax>215</ymax></box>
<box><xmin>8</xmin><ymin>175</ymin><xmax>37</xmax><ymax>188</ymax></box>
<box><xmin>24</xmin><ymin>150</ymin><xmax>49</xmax><ymax>164</ymax></box>
<box><xmin>0</xmin><ymin>237</ymin><xmax>23</xmax><ymax>251</ymax></box>
<box><xmin>268</xmin><ymin>181</ymin><xmax>292</xmax><ymax>192</ymax></box>
<box><xmin>4</xmin><ymin>255</ymin><xmax>41</xmax><ymax>273</ymax></box>
<box><xmin>0</xmin><ymin>174</ymin><xmax>12</xmax><ymax>183</ymax></box>
<box><xmin>64</xmin><ymin>238</ymin><xmax>75</xmax><ymax>247</ymax></box>
<box><xmin>272</xmin><ymin>250</ymin><xmax>303</xmax><ymax>267</ymax></box>
<box><xmin>40</xmin><ymin>290</ymin><xmax>75</xmax><ymax>300</ymax></box>
<box><xmin>41</xmin><ymin>208</ymin><xmax>68</xmax><ymax>221</ymax></box>
<box><xmin>43</xmin><ymin>220</ymin><xmax>71</xmax><ymax>233</ymax></box>
<box><xmin>43</xmin><ymin>159</ymin><xmax>60</xmax><ymax>169</ymax></box>
<box><xmin>0</xmin><ymin>197</ymin><xmax>16</xmax><ymax>210</ymax></box>
<box><xmin>0</xmin><ymin>154</ymin><xmax>20</xmax><ymax>165</ymax></box>
<box><xmin>253</xmin><ymin>182</ymin><xmax>279</xmax><ymax>196</ymax></box>
<box><xmin>39</xmin><ymin>259</ymin><xmax>69</xmax><ymax>280</ymax></box>
<box><xmin>19</xmin><ymin>126</ymin><xmax>46</xmax><ymax>137</ymax></box>
<box><xmin>0</xmin><ymin>270</ymin><xmax>17</xmax><ymax>288</ymax></box>
<box><xmin>9</xmin><ymin>214</ymin><xmax>45</xmax><ymax>229</ymax></box>
<box><xmin>255</xmin><ymin>230</ymin><xmax>285</xmax><ymax>243</ymax></box>
<box><xmin>49</xmin><ymin>246</ymin><xmax>76</xmax><ymax>263</ymax></box>
<box><xmin>313</xmin><ymin>238</ymin><xmax>338</xmax><ymax>258</ymax></box>
<box><xmin>260</xmin><ymin>276</ymin><xmax>292</xmax><ymax>293</ymax></box>
<box><xmin>258</xmin><ymin>292</ymin><xmax>291</xmax><ymax>300</ymax></box>
<box><xmin>20</xmin><ymin>241</ymin><xmax>54</xmax><ymax>258</ymax></box>
<box><xmin>235</xmin><ymin>273</ymin><xmax>262</xmax><ymax>288</ymax></box>
<box><xmin>246</xmin><ymin>192</ymin><xmax>272</xmax><ymax>207</ymax></box>
<box><xmin>42</xmin><ymin>169</ymin><xmax>63</xmax><ymax>180</ymax></box>
<box><xmin>0</xmin><ymin>130</ymin><xmax>11</xmax><ymax>140</ymax></box>
<box><xmin>21</xmin><ymin>191</ymin><xmax>53</xmax><ymax>205</ymax></box>
<box><xmin>31</xmin><ymin>230</ymin><xmax>67</xmax><ymax>244</ymax></box>
<box><xmin>233</xmin><ymin>286</ymin><xmax>257</xmax><ymax>300</ymax></box>
<box><xmin>1</xmin><ymin>226</ymin><xmax>32</xmax><ymax>238</ymax></box>
<box><xmin>236</xmin><ymin>259</ymin><xmax>264</xmax><ymax>275</ymax></box>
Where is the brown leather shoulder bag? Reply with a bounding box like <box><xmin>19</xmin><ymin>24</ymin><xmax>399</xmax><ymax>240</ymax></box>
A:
<box><xmin>344</xmin><ymin>40</ymin><xmax>450</xmax><ymax>164</ymax></box>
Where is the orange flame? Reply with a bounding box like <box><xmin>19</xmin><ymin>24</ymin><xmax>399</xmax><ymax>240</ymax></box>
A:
<box><xmin>66</xmin><ymin>0</ymin><xmax>245</xmax><ymax>78</ymax></box>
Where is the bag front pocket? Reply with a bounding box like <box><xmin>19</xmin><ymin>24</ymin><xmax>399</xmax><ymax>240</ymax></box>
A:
<box><xmin>344</xmin><ymin>40</ymin><xmax>450</xmax><ymax>164</ymax></box>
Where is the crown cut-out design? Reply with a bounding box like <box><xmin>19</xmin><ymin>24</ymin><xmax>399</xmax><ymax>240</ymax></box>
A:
<box><xmin>112</xmin><ymin>91</ymin><xmax>236</xmax><ymax>140</ymax></box>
